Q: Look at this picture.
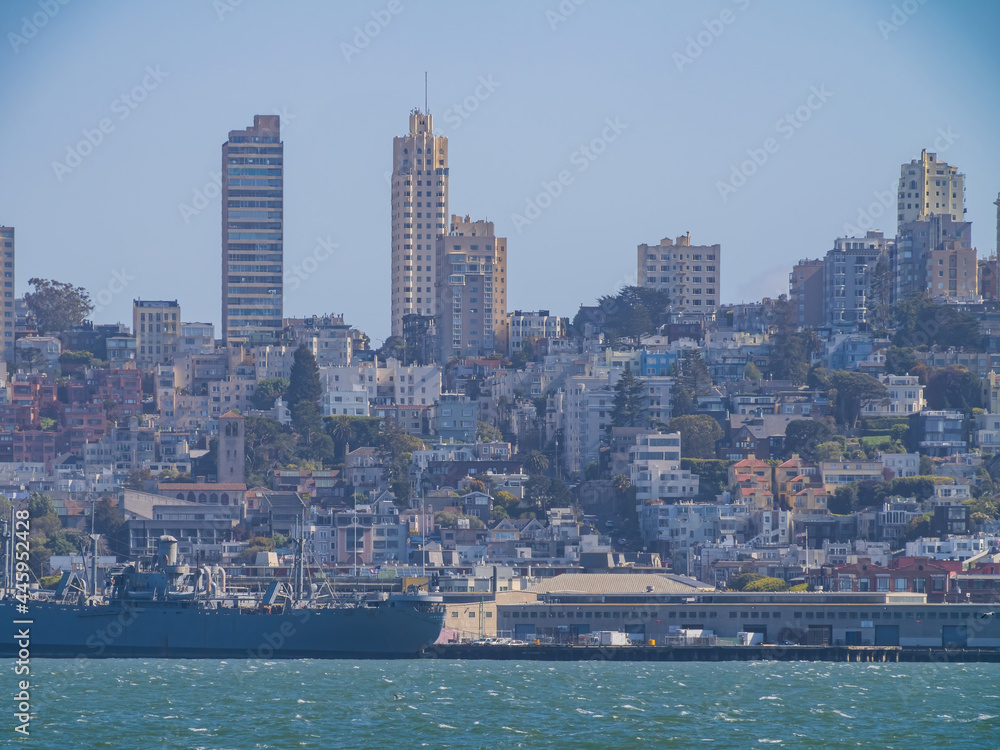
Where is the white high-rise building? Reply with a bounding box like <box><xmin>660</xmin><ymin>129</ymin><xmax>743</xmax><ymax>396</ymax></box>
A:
<box><xmin>391</xmin><ymin>110</ymin><xmax>449</xmax><ymax>338</ymax></box>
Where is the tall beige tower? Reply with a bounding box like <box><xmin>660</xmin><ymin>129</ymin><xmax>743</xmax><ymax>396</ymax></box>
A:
<box><xmin>897</xmin><ymin>149</ymin><xmax>964</xmax><ymax>231</ymax></box>
<box><xmin>434</xmin><ymin>215</ymin><xmax>507</xmax><ymax>362</ymax></box>
<box><xmin>391</xmin><ymin>110</ymin><xmax>449</xmax><ymax>338</ymax></box>
<box><xmin>217</xmin><ymin>410</ymin><xmax>245</xmax><ymax>484</ymax></box>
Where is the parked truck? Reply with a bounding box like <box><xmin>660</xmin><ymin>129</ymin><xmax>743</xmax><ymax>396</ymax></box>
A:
<box><xmin>591</xmin><ymin>630</ymin><xmax>630</xmax><ymax>646</ymax></box>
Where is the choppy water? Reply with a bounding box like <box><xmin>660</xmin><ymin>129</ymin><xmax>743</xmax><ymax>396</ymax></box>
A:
<box><xmin>7</xmin><ymin>660</ymin><xmax>1000</xmax><ymax>748</ymax></box>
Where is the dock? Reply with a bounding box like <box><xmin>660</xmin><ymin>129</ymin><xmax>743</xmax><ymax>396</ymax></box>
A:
<box><xmin>423</xmin><ymin>643</ymin><xmax>1000</xmax><ymax>663</ymax></box>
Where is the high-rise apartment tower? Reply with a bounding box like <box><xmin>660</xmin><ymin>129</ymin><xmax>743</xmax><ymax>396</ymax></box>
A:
<box><xmin>222</xmin><ymin>115</ymin><xmax>283</xmax><ymax>347</ymax></box>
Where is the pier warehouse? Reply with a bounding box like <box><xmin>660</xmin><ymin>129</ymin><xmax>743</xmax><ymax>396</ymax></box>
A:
<box><xmin>496</xmin><ymin>574</ymin><xmax>1000</xmax><ymax>648</ymax></box>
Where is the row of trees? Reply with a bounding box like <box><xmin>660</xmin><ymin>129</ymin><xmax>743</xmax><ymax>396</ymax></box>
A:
<box><xmin>1</xmin><ymin>492</ymin><xmax>127</xmax><ymax>579</ymax></box>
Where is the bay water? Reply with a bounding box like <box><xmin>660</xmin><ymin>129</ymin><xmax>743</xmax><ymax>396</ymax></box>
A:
<box><xmin>9</xmin><ymin>659</ymin><xmax>1000</xmax><ymax>748</ymax></box>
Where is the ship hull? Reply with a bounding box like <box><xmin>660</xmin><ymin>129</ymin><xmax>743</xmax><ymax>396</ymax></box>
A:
<box><xmin>0</xmin><ymin>597</ymin><xmax>444</xmax><ymax>659</ymax></box>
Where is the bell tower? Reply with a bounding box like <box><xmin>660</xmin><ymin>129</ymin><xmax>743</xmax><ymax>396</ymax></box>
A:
<box><xmin>218</xmin><ymin>410</ymin><xmax>245</xmax><ymax>484</ymax></box>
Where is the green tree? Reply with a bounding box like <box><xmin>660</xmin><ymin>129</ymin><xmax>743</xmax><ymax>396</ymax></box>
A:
<box><xmin>902</xmin><ymin>513</ymin><xmax>931</xmax><ymax>543</ymax></box>
<box><xmin>727</xmin><ymin>572</ymin><xmax>764</xmax><ymax>591</ymax></box>
<box><xmin>922</xmin><ymin>366</ymin><xmax>982</xmax><ymax>413</ymax></box>
<box><xmin>884</xmin><ymin>346</ymin><xmax>918</xmax><ymax>376</ymax></box>
<box><xmin>244</xmin><ymin>416</ymin><xmax>298</xmax><ymax>485</ymax></box>
<box><xmin>815</xmin><ymin>440</ymin><xmax>845</xmax><ymax>461</ymax></box>
<box><xmin>28</xmin><ymin>492</ymin><xmax>57</xmax><ymax>519</ymax></box>
<box><xmin>612</xmin><ymin>474</ymin><xmax>632</xmax><ymax>496</ymax></box>
<box><xmin>829</xmin><ymin>484</ymin><xmax>857</xmax><ymax>515</ymax></box>
<box><xmin>830</xmin><ymin>371</ymin><xmax>888</xmax><ymax>427</ymax></box>
<box><xmin>670</xmin><ymin>350</ymin><xmax>712</xmax><ymax>417</ymax></box>
<box><xmin>743</xmin><ymin>362</ymin><xmax>762</xmax><ymax>382</ymax></box>
<box><xmin>765</xmin><ymin>295</ymin><xmax>809</xmax><ymax>384</ymax></box>
<box><xmin>893</xmin><ymin>292</ymin><xmax>981</xmax><ymax>350</ymax></box>
<box><xmin>287</xmin><ymin>345</ymin><xmax>323</xmax><ymax>441</ymax></box>
<box><xmin>681</xmin><ymin>458</ymin><xmax>728</xmax><ymax>500</ymax></box>
<box><xmin>477</xmin><ymin>421</ymin><xmax>503</xmax><ymax>442</ymax></box>
<box><xmin>743</xmin><ymin>576</ymin><xmax>789</xmax><ymax>592</ymax></box>
<box><xmin>918</xmin><ymin>454</ymin><xmax>935</xmax><ymax>476</ymax></box>
<box><xmin>783</xmin><ymin>418</ymin><xmax>836</xmax><ymax>461</ymax></box>
<box><xmin>93</xmin><ymin>497</ymin><xmax>129</xmax><ymax>556</ymax></box>
<box><xmin>250</xmin><ymin>377</ymin><xmax>289</xmax><ymax>410</ymax></box>
<box><xmin>666</xmin><ymin>414</ymin><xmax>723</xmax><ymax>459</ymax></box>
<box><xmin>327</xmin><ymin>415</ymin><xmax>357</xmax><ymax>460</ymax></box>
<box><xmin>323</xmin><ymin>415</ymin><xmax>381</xmax><ymax>457</ymax></box>
<box><xmin>574</xmin><ymin>286</ymin><xmax>670</xmax><ymax>341</ymax></box>
<box><xmin>612</xmin><ymin>366</ymin><xmax>647</xmax><ymax>428</ymax></box>
<box><xmin>25</xmin><ymin>278</ymin><xmax>94</xmax><ymax>334</ymax></box>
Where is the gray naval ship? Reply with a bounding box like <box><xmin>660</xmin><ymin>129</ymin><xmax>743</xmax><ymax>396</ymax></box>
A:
<box><xmin>1</xmin><ymin>536</ymin><xmax>444</xmax><ymax>659</ymax></box>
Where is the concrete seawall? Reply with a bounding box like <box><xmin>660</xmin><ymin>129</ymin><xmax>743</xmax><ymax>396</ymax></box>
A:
<box><xmin>424</xmin><ymin>644</ymin><xmax>1000</xmax><ymax>663</ymax></box>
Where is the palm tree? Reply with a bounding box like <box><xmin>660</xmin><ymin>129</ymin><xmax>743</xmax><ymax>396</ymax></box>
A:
<box><xmin>522</xmin><ymin>449</ymin><xmax>549</xmax><ymax>476</ymax></box>
<box><xmin>328</xmin><ymin>416</ymin><xmax>356</xmax><ymax>460</ymax></box>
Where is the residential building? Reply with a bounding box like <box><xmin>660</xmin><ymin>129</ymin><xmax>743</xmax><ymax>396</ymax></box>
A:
<box><xmin>879</xmin><ymin>452</ymin><xmax>919</xmax><ymax>478</ymax></box>
<box><xmin>321</xmin><ymin>385</ymin><xmax>370</xmax><ymax>416</ymax></box>
<box><xmin>15</xmin><ymin>336</ymin><xmax>60</xmax><ymax>374</ymax></box>
<box><xmin>979</xmin><ymin>255</ymin><xmax>998</xmax><ymax>301</ymax></box>
<box><xmin>222</xmin><ymin>114</ymin><xmax>283</xmax><ymax>346</ymax></box>
<box><xmin>434</xmin><ymin>215</ymin><xmax>508</xmax><ymax>361</ymax></box>
<box><xmin>974</xmin><ymin>411</ymin><xmax>1000</xmax><ymax>449</ymax></box>
<box><xmin>401</xmin><ymin>313</ymin><xmax>436</xmax><ymax>366</ymax></box>
<box><xmin>893</xmin><ymin>214</ymin><xmax>977</xmax><ymax>303</ymax></box>
<box><xmin>336</xmin><ymin>496</ymin><xmax>408</xmax><ymax>566</ymax></box>
<box><xmin>628</xmin><ymin>432</ymin><xmax>699</xmax><ymax>506</ymax></box>
<box><xmin>508</xmin><ymin>310</ymin><xmax>567</xmax><ymax>353</ymax></box>
<box><xmin>391</xmin><ymin>108</ymin><xmax>449</xmax><ymax>337</ymax></box>
<box><xmin>0</xmin><ymin>227</ymin><xmax>13</xmax><ymax>361</ymax></box>
<box><xmin>179</xmin><ymin>322</ymin><xmax>215</xmax><ymax>354</ymax></box>
<box><xmin>133</xmin><ymin>299</ymin><xmax>180</xmax><ymax>367</ymax></box>
<box><xmin>897</xmin><ymin>149</ymin><xmax>965</xmax><ymax>230</ymax></box>
<box><xmin>823</xmin><ymin>232</ymin><xmax>891</xmax><ymax>329</ymax></box>
<box><xmin>637</xmin><ymin>233</ymin><xmax>721</xmax><ymax>313</ymax></box>
<box><xmin>377</xmin><ymin>358</ymin><xmax>441</xmax><ymax>407</ymax></box>
<box><xmin>916</xmin><ymin>410</ymin><xmax>967</xmax><ymax>457</ymax></box>
<box><xmin>435</xmin><ymin>393</ymin><xmax>478</xmax><ymax>443</ymax></box>
<box><xmin>861</xmin><ymin>374</ymin><xmax>924</xmax><ymax>416</ymax></box>
<box><xmin>819</xmin><ymin>459</ymin><xmax>885</xmax><ymax>492</ymax></box>
<box><xmin>789</xmin><ymin>258</ymin><xmax>824</xmax><ymax>328</ymax></box>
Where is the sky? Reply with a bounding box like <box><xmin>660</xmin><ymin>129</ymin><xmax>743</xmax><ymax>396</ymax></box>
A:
<box><xmin>1</xmin><ymin>0</ymin><xmax>999</xmax><ymax>344</ymax></box>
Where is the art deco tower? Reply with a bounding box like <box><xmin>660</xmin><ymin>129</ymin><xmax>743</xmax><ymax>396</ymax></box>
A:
<box><xmin>390</xmin><ymin>110</ymin><xmax>448</xmax><ymax>338</ymax></box>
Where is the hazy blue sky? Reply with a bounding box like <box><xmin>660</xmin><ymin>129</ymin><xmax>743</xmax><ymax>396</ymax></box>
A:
<box><xmin>2</xmin><ymin>0</ymin><xmax>998</xmax><ymax>342</ymax></box>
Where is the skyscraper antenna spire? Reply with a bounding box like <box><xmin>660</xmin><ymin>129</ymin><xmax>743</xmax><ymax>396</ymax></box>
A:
<box><xmin>424</xmin><ymin>71</ymin><xmax>428</xmax><ymax>113</ymax></box>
